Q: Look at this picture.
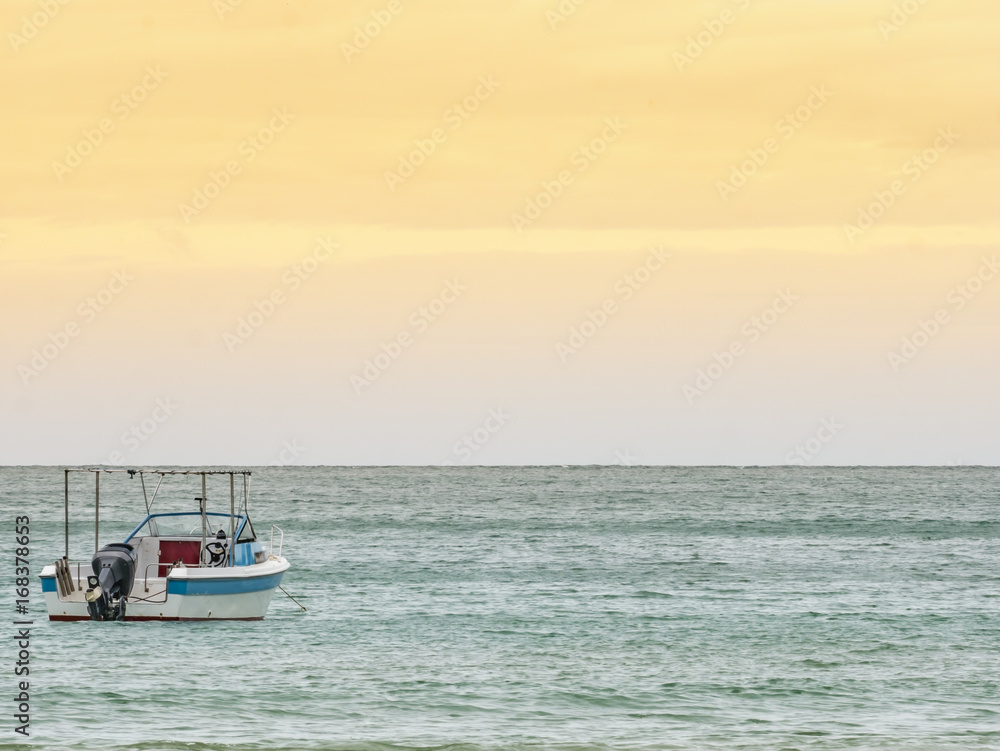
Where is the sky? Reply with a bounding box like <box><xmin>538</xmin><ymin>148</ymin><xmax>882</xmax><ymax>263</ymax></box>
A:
<box><xmin>1</xmin><ymin>0</ymin><xmax>998</xmax><ymax>465</ymax></box>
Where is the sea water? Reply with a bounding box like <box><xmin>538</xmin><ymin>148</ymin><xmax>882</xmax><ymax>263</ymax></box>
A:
<box><xmin>0</xmin><ymin>466</ymin><xmax>998</xmax><ymax>750</ymax></box>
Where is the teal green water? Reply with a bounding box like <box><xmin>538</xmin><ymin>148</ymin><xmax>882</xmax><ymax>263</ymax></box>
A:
<box><xmin>2</xmin><ymin>466</ymin><xmax>999</xmax><ymax>750</ymax></box>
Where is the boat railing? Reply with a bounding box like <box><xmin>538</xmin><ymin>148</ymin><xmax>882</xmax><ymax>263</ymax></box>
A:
<box><xmin>269</xmin><ymin>525</ymin><xmax>284</xmax><ymax>558</ymax></box>
<box><xmin>136</xmin><ymin>563</ymin><xmax>173</xmax><ymax>602</ymax></box>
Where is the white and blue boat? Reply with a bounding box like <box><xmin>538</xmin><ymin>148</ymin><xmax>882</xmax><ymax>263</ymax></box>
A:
<box><xmin>40</xmin><ymin>468</ymin><xmax>290</xmax><ymax>622</ymax></box>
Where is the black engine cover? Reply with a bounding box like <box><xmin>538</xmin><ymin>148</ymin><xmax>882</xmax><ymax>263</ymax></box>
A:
<box><xmin>88</xmin><ymin>542</ymin><xmax>137</xmax><ymax>621</ymax></box>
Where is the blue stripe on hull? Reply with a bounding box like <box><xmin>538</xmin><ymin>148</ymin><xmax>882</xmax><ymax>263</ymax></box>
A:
<box><xmin>41</xmin><ymin>577</ymin><xmax>56</xmax><ymax>592</ymax></box>
<box><xmin>166</xmin><ymin>571</ymin><xmax>284</xmax><ymax>596</ymax></box>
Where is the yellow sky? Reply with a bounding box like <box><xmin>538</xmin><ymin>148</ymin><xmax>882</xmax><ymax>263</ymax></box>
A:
<box><xmin>1</xmin><ymin>0</ymin><xmax>998</xmax><ymax>464</ymax></box>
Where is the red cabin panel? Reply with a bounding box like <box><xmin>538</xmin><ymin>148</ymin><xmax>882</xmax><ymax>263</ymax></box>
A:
<box><xmin>159</xmin><ymin>540</ymin><xmax>201</xmax><ymax>566</ymax></box>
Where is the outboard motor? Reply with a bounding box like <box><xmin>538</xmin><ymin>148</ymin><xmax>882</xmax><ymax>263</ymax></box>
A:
<box><xmin>85</xmin><ymin>543</ymin><xmax>137</xmax><ymax>621</ymax></box>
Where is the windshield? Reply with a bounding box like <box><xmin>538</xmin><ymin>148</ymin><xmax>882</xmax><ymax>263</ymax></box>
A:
<box><xmin>238</xmin><ymin>515</ymin><xmax>256</xmax><ymax>542</ymax></box>
<box><xmin>126</xmin><ymin>513</ymin><xmax>245</xmax><ymax>540</ymax></box>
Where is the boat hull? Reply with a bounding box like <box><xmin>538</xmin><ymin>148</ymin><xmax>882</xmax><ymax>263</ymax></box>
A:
<box><xmin>40</xmin><ymin>557</ymin><xmax>290</xmax><ymax>622</ymax></box>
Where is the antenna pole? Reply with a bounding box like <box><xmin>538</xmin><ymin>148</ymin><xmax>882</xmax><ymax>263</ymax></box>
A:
<box><xmin>200</xmin><ymin>472</ymin><xmax>208</xmax><ymax>565</ymax></box>
<box><xmin>140</xmin><ymin>472</ymin><xmax>149</xmax><ymax>513</ymax></box>
<box><xmin>94</xmin><ymin>471</ymin><xmax>100</xmax><ymax>553</ymax></box>
<box><xmin>229</xmin><ymin>473</ymin><xmax>235</xmax><ymax>566</ymax></box>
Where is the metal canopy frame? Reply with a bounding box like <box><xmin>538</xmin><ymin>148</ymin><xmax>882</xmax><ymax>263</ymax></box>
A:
<box><xmin>62</xmin><ymin>468</ymin><xmax>253</xmax><ymax>564</ymax></box>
